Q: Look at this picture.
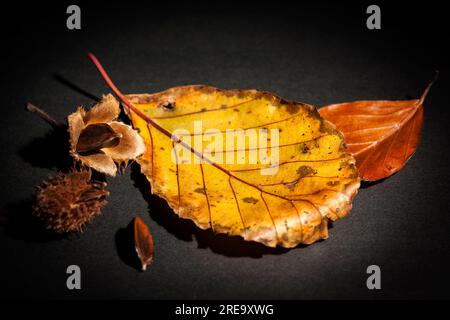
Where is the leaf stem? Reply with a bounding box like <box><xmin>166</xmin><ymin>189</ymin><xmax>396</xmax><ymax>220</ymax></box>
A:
<box><xmin>419</xmin><ymin>70</ymin><xmax>439</xmax><ymax>105</ymax></box>
<box><xmin>26</xmin><ymin>102</ymin><xmax>64</xmax><ymax>128</ymax></box>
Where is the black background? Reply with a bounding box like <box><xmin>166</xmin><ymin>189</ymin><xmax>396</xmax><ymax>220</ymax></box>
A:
<box><xmin>0</xmin><ymin>1</ymin><xmax>449</xmax><ymax>299</ymax></box>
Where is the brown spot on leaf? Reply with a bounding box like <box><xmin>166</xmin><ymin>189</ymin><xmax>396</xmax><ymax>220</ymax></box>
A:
<box><xmin>284</xmin><ymin>103</ymin><xmax>300</xmax><ymax>115</ymax></box>
<box><xmin>194</xmin><ymin>187</ymin><xmax>206</xmax><ymax>195</ymax></box>
<box><xmin>297</xmin><ymin>166</ymin><xmax>317</xmax><ymax>178</ymax></box>
<box><xmin>242</xmin><ymin>197</ymin><xmax>258</xmax><ymax>204</ymax></box>
<box><xmin>300</xmin><ymin>143</ymin><xmax>310</xmax><ymax>154</ymax></box>
<box><xmin>159</xmin><ymin>100</ymin><xmax>176</xmax><ymax>111</ymax></box>
<box><xmin>284</xmin><ymin>180</ymin><xmax>299</xmax><ymax>190</ymax></box>
<box><xmin>305</xmin><ymin>105</ymin><xmax>321</xmax><ymax>120</ymax></box>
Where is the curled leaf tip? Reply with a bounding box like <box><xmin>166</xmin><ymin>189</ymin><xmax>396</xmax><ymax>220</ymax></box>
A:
<box><xmin>419</xmin><ymin>71</ymin><xmax>438</xmax><ymax>105</ymax></box>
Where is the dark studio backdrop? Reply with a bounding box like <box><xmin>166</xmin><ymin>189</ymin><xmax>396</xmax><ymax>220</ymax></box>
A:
<box><xmin>0</xmin><ymin>1</ymin><xmax>449</xmax><ymax>300</ymax></box>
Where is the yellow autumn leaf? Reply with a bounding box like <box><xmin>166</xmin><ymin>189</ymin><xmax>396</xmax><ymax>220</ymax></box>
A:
<box><xmin>89</xmin><ymin>54</ymin><xmax>360</xmax><ymax>248</ymax></box>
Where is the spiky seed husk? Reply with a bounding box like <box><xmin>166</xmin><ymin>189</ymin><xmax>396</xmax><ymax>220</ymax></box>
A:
<box><xmin>33</xmin><ymin>170</ymin><xmax>109</xmax><ymax>233</ymax></box>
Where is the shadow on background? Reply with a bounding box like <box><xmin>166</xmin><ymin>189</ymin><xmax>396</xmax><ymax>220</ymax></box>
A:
<box><xmin>360</xmin><ymin>179</ymin><xmax>389</xmax><ymax>189</ymax></box>
<box><xmin>115</xmin><ymin>220</ymin><xmax>142</xmax><ymax>271</ymax></box>
<box><xmin>53</xmin><ymin>74</ymin><xmax>100</xmax><ymax>102</ymax></box>
<box><xmin>1</xmin><ymin>199</ymin><xmax>66</xmax><ymax>243</ymax></box>
<box><xmin>18</xmin><ymin>74</ymin><xmax>101</xmax><ymax>170</ymax></box>
<box><xmin>18</xmin><ymin>126</ymin><xmax>72</xmax><ymax>171</ymax></box>
<box><xmin>129</xmin><ymin>163</ymin><xmax>302</xmax><ymax>258</ymax></box>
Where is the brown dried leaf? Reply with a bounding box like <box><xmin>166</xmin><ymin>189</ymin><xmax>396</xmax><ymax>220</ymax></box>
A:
<box><xmin>319</xmin><ymin>81</ymin><xmax>433</xmax><ymax>181</ymax></box>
